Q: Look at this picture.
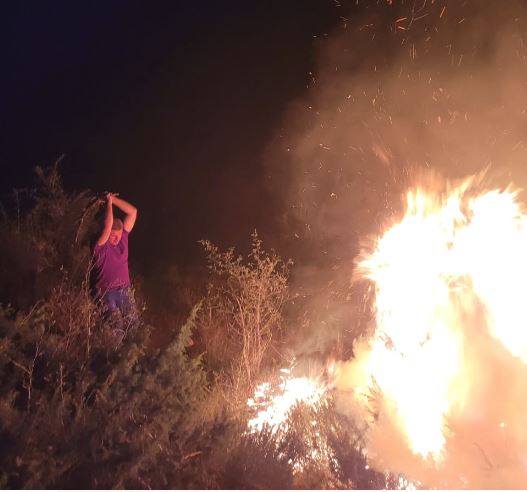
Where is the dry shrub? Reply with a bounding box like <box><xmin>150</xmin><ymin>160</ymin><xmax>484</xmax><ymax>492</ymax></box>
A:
<box><xmin>0</xmin><ymin>162</ymin><xmax>101</xmax><ymax>309</ymax></box>
<box><xmin>198</xmin><ymin>231</ymin><xmax>292</xmax><ymax>390</ymax></box>
<box><xmin>0</xmin><ymin>164</ymin><xmax>210</xmax><ymax>488</ymax></box>
<box><xmin>219</xmin><ymin>427</ymin><xmax>294</xmax><ymax>489</ymax></box>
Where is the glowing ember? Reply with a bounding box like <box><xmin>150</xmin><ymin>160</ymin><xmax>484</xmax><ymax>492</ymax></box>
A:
<box><xmin>247</xmin><ymin>367</ymin><xmax>326</xmax><ymax>433</ymax></box>
<box><xmin>336</xmin><ymin>173</ymin><xmax>527</xmax><ymax>472</ymax></box>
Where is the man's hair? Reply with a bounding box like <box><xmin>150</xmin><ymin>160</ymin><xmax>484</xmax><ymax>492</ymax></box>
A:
<box><xmin>112</xmin><ymin>218</ymin><xmax>124</xmax><ymax>231</ymax></box>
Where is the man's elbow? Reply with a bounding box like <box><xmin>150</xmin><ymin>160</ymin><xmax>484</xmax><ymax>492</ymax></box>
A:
<box><xmin>130</xmin><ymin>208</ymin><xmax>138</xmax><ymax>223</ymax></box>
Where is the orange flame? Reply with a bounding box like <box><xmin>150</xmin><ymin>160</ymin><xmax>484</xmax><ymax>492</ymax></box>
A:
<box><xmin>335</xmin><ymin>174</ymin><xmax>527</xmax><ymax>486</ymax></box>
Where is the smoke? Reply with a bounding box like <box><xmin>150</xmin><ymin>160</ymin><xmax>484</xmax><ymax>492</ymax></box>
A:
<box><xmin>264</xmin><ymin>0</ymin><xmax>527</xmax><ymax>487</ymax></box>
<box><xmin>267</xmin><ymin>0</ymin><xmax>527</xmax><ymax>359</ymax></box>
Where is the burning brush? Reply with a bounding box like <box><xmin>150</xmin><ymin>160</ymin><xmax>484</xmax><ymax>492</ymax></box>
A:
<box><xmin>245</xmin><ymin>359</ymin><xmax>347</xmax><ymax>477</ymax></box>
<box><xmin>247</xmin><ymin>172</ymin><xmax>527</xmax><ymax>488</ymax></box>
<box><xmin>334</xmin><ymin>172</ymin><xmax>527</xmax><ymax>488</ymax></box>
<box><xmin>246</xmin><ymin>359</ymin><xmax>332</xmax><ymax>434</ymax></box>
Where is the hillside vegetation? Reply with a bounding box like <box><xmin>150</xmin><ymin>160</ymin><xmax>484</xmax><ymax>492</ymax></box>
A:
<box><xmin>0</xmin><ymin>166</ymin><xmax>385</xmax><ymax>489</ymax></box>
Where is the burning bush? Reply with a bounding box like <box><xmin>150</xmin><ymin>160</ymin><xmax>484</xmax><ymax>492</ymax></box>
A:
<box><xmin>231</xmin><ymin>395</ymin><xmax>389</xmax><ymax>489</ymax></box>
<box><xmin>335</xmin><ymin>173</ymin><xmax>527</xmax><ymax>488</ymax></box>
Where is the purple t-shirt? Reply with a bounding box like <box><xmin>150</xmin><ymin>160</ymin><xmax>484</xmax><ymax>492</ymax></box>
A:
<box><xmin>93</xmin><ymin>230</ymin><xmax>131</xmax><ymax>291</ymax></box>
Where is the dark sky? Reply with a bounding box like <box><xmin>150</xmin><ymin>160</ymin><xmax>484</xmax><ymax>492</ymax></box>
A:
<box><xmin>1</xmin><ymin>1</ymin><xmax>345</xmax><ymax>273</ymax></box>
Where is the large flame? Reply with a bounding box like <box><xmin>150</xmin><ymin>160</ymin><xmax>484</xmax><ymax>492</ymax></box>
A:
<box><xmin>335</xmin><ymin>173</ymin><xmax>527</xmax><ymax>487</ymax></box>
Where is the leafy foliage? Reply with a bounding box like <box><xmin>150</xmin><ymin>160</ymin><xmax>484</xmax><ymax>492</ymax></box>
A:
<box><xmin>0</xmin><ymin>162</ymin><xmax>100</xmax><ymax>307</ymax></box>
<box><xmin>0</xmin><ymin>289</ymin><xmax>208</xmax><ymax>488</ymax></box>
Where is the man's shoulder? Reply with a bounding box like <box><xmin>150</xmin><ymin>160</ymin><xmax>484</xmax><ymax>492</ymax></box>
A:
<box><xmin>121</xmin><ymin>229</ymin><xmax>130</xmax><ymax>244</ymax></box>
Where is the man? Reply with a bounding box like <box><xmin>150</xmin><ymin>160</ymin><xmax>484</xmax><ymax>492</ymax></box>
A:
<box><xmin>93</xmin><ymin>192</ymin><xmax>139</xmax><ymax>345</ymax></box>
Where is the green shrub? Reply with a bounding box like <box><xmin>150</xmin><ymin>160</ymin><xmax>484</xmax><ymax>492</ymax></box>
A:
<box><xmin>0</xmin><ymin>163</ymin><xmax>100</xmax><ymax>308</ymax></box>
<box><xmin>0</xmin><ymin>166</ymin><xmax>211</xmax><ymax>488</ymax></box>
<box><xmin>0</xmin><ymin>295</ymin><xmax>208</xmax><ymax>488</ymax></box>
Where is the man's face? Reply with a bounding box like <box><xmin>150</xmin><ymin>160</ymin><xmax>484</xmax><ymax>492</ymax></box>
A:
<box><xmin>109</xmin><ymin>229</ymin><xmax>123</xmax><ymax>246</ymax></box>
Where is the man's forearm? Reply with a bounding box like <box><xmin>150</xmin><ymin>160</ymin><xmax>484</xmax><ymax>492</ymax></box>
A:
<box><xmin>112</xmin><ymin>196</ymin><xmax>137</xmax><ymax>215</ymax></box>
<box><xmin>97</xmin><ymin>196</ymin><xmax>114</xmax><ymax>245</ymax></box>
<box><xmin>113</xmin><ymin>195</ymin><xmax>138</xmax><ymax>232</ymax></box>
<box><xmin>105</xmin><ymin>199</ymin><xmax>114</xmax><ymax>228</ymax></box>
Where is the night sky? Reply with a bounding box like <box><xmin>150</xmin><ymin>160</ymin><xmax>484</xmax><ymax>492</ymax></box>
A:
<box><xmin>1</xmin><ymin>1</ymin><xmax>346</xmax><ymax>273</ymax></box>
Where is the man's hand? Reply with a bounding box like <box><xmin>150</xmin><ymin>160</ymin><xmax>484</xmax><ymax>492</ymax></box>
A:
<box><xmin>106</xmin><ymin>192</ymin><xmax>119</xmax><ymax>204</ymax></box>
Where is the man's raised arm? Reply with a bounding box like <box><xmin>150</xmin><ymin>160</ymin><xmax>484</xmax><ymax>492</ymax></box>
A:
<box><xmin>112</xmin><ymin>195</ymin><xmax>138</xmax><ymax>232</ymax></box>
<box><xmin>97</xmin><ymin>193</ymin><xmax>114</xmax><ymax>245</ymax></box>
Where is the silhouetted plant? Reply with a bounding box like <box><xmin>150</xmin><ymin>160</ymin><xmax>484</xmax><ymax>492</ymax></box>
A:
<box><xmin>199</xmin><ymin>232</ymin><xmax>292</xmax><ymax>389</ymax></box>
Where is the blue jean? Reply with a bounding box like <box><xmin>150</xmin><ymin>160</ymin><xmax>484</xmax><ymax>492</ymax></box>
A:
<box><xmin>100</xmin><ymin>286</ymin><xmax>139</xmax><ymax>345</ymax></box>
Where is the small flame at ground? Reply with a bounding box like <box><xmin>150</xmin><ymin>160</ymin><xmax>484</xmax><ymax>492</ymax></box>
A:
<box><xmin>246</xmin><ymin>366</ymin><xmax>334</xmax><ymax>475</ymax></box>
<box><xmin>247</xmin><ymin>367</ymin><xmax>326</xmax><ymax>433</ymax></box>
